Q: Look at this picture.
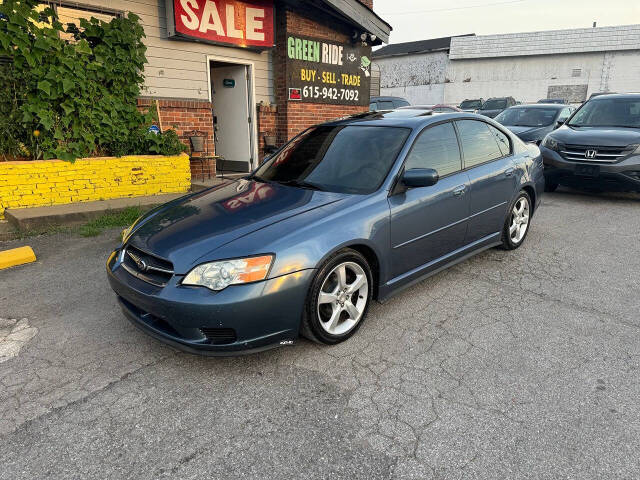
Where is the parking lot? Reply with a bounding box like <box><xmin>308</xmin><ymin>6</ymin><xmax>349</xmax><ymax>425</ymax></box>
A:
<box><xmin>1</xmin><ymin>189</ymin><xmax>639</xmax><ymax>479</ymax></box>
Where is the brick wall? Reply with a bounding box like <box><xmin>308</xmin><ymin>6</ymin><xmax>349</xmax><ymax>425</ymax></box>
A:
<box><xmin>137</xmin><ymin>98</ymin><xmax>215</xmax><ymax>178</ymax></box>
<box><xmin>257</xmin><ymin>103</ymin><xmax>278</xmax><ymax>159</ymax></box>
<box><xmin>274</xmin><ymin>4</ymin><xmax>369</xmax><ymax>145</ymax></box>
<box><xmin>0</xmin><ymin>154</ymin><xmax>191</xmax><ymax>219</ymax></box>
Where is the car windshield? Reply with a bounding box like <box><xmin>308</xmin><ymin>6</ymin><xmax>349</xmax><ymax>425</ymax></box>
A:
<box><xmin>495</xmin><ymin>107</ymin><xmax>559</xmax><ymax>127</ymax></box>
<box><xmin>568</xmin><ymin>97</ymin><xmax>640</xmax><ymax>128</ymax></box>
<box><xmin>460</xmin><ymin>100</ymin><xmax>482</xmax><ymax>109</ymax></box>
<box><xmin>253</xmin><ymin>126</ymin><xmax>410</xmax><ymax>194</ymax></box>
<box><xmin>482</xmin><ymin>99</ymin><xmax>507</xmax><ymax>110</ymax></box>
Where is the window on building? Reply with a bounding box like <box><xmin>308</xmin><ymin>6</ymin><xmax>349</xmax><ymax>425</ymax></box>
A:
<box><xmin>404</xmin><ymin>122</ymin><xmax>462</xmax><ymax>177</ymax></box>
<box><xmin>456</xmin><ymin>120</ymin><xmax>506</xmax><ymax>168</ymax></box>
<box><xmin>572</xmin><ymin>68</ymin><xmax>582</xmax><ymax>78</ymax></box>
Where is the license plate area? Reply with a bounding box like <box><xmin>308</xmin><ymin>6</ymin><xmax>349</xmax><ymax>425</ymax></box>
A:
<box><xmin>575</xmin><ymin>164</ymin><xmax>600</xmax><ymax>177</ymax></box>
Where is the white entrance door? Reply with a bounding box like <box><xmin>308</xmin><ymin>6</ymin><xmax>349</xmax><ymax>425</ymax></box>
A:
<box><xmin>211</xmin><ymin>64</ymin><xmax>252</xmax><ymax>170</ymax></box>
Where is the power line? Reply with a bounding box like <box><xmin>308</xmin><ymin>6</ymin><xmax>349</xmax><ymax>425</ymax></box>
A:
<box><xmin>379</xmin><ymin>0</ymin><xmax>527</xmax><ymax>16</ymax></box>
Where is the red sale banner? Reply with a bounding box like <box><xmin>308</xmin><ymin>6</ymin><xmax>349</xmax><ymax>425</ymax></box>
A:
<box><xmin>170</xmin><ymin>0</ymin><xmax>274</xmax><ymax>49</ymax></box>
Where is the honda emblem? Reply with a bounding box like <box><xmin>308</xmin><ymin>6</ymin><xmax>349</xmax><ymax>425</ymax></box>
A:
<box><xmin>585</xmin><ymin>149</ymin><xmax>597</xmax><ymax>159</ymax></box>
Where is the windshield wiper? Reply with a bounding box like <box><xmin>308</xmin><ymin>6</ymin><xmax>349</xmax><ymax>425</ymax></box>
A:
<box><xmin>276</xmin><ymin>179</ymin><xmax>325</xmax><ymax>191</ymax></box>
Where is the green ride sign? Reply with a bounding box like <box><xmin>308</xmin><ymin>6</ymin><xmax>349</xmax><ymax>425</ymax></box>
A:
<box><xmin>285</xmin><ymin>34</ymin><xmax>371</xmax><ymax>106</ymax></box>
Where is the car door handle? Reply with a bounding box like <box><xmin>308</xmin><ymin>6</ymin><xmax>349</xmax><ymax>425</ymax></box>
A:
<box><xmin>505</xmin><ymin>167</ymin><xmax>515</xmax><ymax>177</ymax></box>
<box><xmin>453</xmin><ymin>185</ymin><xmax>466</xmax><ymax>197</ymax></box>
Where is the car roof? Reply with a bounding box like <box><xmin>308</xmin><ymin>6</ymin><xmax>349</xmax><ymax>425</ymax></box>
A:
<box><xmin>323</xmin><ymin>111</ymin><xmax>494</xmax><ymax>130</ymax></box>
<box><xmin>397</xmin><ymin>105</ymin><xmax>434</xmax><ymax>109</ymax></box>
<box><xmin>588</xmin><ymin>93</ymin><xmax>640</xmax><ymax>101</ymax></box>
<box><xmin>505</xmin><ymin>103</ymin><xmax>566</xmax><ymax>110</ymax></box>
<box><xmin>370</xmin><ymin>96</ymin><xmax>407</xmax><ymax>102</ymax></box>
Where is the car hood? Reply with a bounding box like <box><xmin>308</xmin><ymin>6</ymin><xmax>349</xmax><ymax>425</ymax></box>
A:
<box><xmin>478</xmin><ymin>109</ymin><xmax>502</xmax><ymax>118</ymax></box>
<box><xmin>550</xmin><ymin>125</ymin><xmax>640</xmax><ymax>146</ymax></box>
<box><xmin>505</xmin><ymin>125</ymin><xmax>553</xmax><ymax>140</ymax></box>
<box><xmin>126</xmin><ymin>179</ymin><xmax>346</xmax><ymax>273</ymax></box>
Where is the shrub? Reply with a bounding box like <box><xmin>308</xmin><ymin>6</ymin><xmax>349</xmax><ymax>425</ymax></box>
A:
<box><xmin>0</xmin><ymin>1</ymin><xmax>186</xmax><ymax>160</ymax></box>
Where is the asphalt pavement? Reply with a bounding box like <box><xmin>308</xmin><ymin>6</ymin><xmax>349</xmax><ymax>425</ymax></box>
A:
<box><xmin>1</xmin><ymin>189</ymin><xmax>639</xmax><ymax>479</ymax></box>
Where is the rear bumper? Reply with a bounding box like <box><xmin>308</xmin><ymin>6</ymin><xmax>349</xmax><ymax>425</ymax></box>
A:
<box><xmin>541</xmin><ymin>147</ymin><xmax>640</xmax><ymax>191</ymax></box>
<box><xmin>106</xmin><ymin>250</ymin><xmax>315</xmax><ymax>355</ymax></box>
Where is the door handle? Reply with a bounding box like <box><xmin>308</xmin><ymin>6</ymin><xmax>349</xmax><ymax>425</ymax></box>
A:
<box><xmin>453</xmin><ymin>185</ymin><xmax>466</xmax><ymax>197</ymax></box>
<box><xmin>505</xmin><ymin>167</ymin><xmax>515</xmax><ymax>177</ymax></box>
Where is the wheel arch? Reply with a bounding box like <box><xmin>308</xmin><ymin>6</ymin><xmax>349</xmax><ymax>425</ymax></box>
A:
<box><xmin>521</xmin><ymin>183</ymin><xmax>537</xmax><ymax>216</ymax></box>
<box><xmin>316</xmin><ymin>241</ymin><xmax>383</xmax><ymax>300</ymax></box>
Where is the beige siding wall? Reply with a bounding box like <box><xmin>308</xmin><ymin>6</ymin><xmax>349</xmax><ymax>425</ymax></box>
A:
<box><xmin>76</xmin><ymin>0</ymin><xmax>274</xmax><ymax>102</ymax></box>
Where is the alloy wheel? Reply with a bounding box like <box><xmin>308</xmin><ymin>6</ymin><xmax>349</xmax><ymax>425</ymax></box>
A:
<box><xmin>509</xmin><ymin>196</ymin><xmax>530</xmax><ymax>244</ymax></box>
<box><xmin>317</xmin><ymin>261</ymin><xmax>369</xmax><ymax>336</ymax></box>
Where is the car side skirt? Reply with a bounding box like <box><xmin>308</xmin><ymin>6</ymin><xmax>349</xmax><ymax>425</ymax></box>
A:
<box><xmin>378</xmin><ymin>232</ymin><xmax>502</xmax><ymax>303</ymax></box>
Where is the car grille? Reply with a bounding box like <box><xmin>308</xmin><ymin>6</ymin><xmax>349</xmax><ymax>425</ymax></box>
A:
<box><xmin>200</xmin><ymin>328</ymin><xmax>237</xmax><ymax>345</ymax></box>
<box><xmin>121</xmin><ymin>245</ymin><xmax>174</xmax><ymax>287</ymax></box>
<box><xmin>559</xmin><ymin>144</ymin><xmax>633</xmax><ymax>163</ymax></box>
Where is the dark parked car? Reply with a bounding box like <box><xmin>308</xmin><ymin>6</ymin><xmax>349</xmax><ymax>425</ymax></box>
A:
<box><xmin>541</xmin><ymin>93</ymin><xmax>640</xmax><ymax>192</ymax></box>
<box><xmin>107</xmin><ymin>112</ymin><xmax>544</xmax><ymax>355</ymax></box>
<box><xmin>537</xmin><ymin>98</ymin><xmax>567</xmax><ymax>105</ymax></box>
<box><xmin>478</xmin><ymin>97</ymin><xmax>517</xmax><ymax>118</ymax></box>
<box><xmin>495</xmin><ymin>104</ymin><xmax>574</xmax><ymax>144</ymax></box>
<box><xmin>370</xmin><ymin>96</ymin><xmax>410</xmax><ymax>111</ymax></box>
<box><xmin>459</xmin><ymin>98</ymin><xmax>484</xmax><ymax>112</ymax></box>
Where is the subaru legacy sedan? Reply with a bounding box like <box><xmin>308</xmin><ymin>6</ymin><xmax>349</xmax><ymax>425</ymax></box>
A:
<box><xmin>107</xmin><ymin>112</ymin><xmax>544</xmax><ymax>355</ymax></box>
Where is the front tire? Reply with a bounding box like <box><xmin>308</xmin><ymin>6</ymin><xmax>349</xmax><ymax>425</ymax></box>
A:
<box><xmin>500</xmin><ymin>191</ymin><xmax>532</xmax><ymax>250</ymax></box>
<box><xmin>301</xmin><ymin>249</ymin><xmax>373</xmax><ymax>345</ymax></box>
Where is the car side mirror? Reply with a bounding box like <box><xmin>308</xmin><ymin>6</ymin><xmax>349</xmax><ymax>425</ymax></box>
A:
<box><xmin>556</xmin><ymin>120</ymin><xmax>565</xmax><ymax>128</ymax></box>
<box><xmin>402</xmin><ymin>168</ymin><xmax>439</xmax><ymax>188</ymax></box>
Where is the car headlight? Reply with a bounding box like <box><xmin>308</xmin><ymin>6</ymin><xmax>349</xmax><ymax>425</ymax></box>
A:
<box><xmin>182</xmin><ymin>255</ymin><xmax>274</xmax><ymax>291</ymax></box>
<box><xmin>542</xmin><ymin>136</ymin><xmax>559</xmax><ymax>151</ymax></box>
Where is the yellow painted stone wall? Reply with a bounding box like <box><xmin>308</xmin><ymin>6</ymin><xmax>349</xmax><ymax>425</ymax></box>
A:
<box><xmin>0</xmin><ymin>154</ymin><xmax>191</xmax><ymax>219</ymax></box>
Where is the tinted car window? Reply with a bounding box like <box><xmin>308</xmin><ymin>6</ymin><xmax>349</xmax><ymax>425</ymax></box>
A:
<box><xmin>482</xmin><ymin>99</ymin><xmax>507</xmax><ymax>110</ymax></box>
<box><xmin>495</xmin><ymin>107</ymin><xmax>559</xmax><ymax>127</ymax></box>
<box><xmin>369</xmin><ymin>102</ymin><xmax>377</xmax><ymax>111</ymax></box>
<box><xmin>393</xmin><ymin>99</ymin><xmax>410</xmax><ymax>108</ymax></box>
<box><xmin>456</xmin><ymin>120</ymin><xmax>505</xmax><ymax>167</ymax></box>
<box><xmin>460</xmin><ymin>100</ymin><xmax>482</xmax><ymax>109</ymax></box>
<box><xmin>568</xmin><ymin>97</ymin><xmax>640</xmax><ymax>127</ymax></box>
<box><xmin>489</xmin><ymin>124</ymin><xmax>511</xmax><ymax>156</ymax></box>
<box><xmin>404</xmin><ymin>122</ymin><xmax>461</xmax><ymax>176</ymax></box>
<box><xmin>558</xmin><ymin>107</ymin><xmax>571</xmax><ymax>122</ymax></box>
<box><xmin>254</xmin><ymin>126</ymin><xmax>410</xmax><ymax>194</ymax></box>
<box><xmin>378</xmin><ymin>100</ymin><xmax>395</xmax><ymax>110</ymax></box>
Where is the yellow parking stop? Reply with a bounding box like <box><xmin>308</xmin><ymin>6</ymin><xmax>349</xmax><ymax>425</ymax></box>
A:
<box><xmin>0</xmin><ymin>246</ymin><xmax>37</xmax><ymax>270</ymax></box>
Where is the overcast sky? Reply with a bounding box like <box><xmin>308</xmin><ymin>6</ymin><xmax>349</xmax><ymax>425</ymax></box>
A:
<box><xmin>375</xmin><ymin>0</ymin><xmax>640</xmax><ymax>44</ymax></box>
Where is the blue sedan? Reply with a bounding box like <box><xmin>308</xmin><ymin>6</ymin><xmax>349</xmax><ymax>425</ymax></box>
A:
<box><xmin>107</xmin><ymin>111</ymin><xmax>545</xmax><ymax>355</ymax></box>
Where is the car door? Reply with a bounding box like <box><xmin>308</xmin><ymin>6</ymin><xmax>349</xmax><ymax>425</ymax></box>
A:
<box><xmin>455</xmin><ymin>119</ymin><xmax>518</xmax><ymax>244</ymax></box>
<box><xmin>388</xmin><ymin>122</ymin><xmax>471</xmax><ymax>279</ymax></box>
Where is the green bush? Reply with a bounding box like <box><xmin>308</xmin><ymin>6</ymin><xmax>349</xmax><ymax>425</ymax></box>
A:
<box><xmin>0</xmin><ymin>0</ymin><xmax>186</xmax><ymax>160</ymax></box>
<box><xmin>0</xmin><ymin>63</ymin><xmax>26</xmax><ymax>160</ymax></box>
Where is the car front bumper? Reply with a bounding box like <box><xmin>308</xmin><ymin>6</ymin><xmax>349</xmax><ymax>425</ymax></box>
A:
<box><xmin>106</xmin><ymin>249</ymin><xmax>315</xmax><ymax>355</ymax></box>
<box><xmin>541</xmin><ymin>148</ymin><xmax>640</xmax><ymax>191</ymax></box>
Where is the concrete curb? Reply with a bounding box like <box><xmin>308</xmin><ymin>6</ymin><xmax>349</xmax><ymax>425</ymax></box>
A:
<box><xmin>4</xmin><ymin>193</ymin><xmax>186</xmax><ymax>231</ymax></box>
<box><xmin>0</xmin><ymin>246</ymin><xmax>36</xmax><ymax>270</ymax></box>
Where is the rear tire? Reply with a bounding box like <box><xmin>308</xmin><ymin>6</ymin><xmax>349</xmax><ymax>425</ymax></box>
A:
<box><xmin>500</xmin><ymin>191</ymin><xmax>532</xmax><ymax>250</ymax></box>
<box><xmin>301</xmin><ymin>249</ymin><xmax>372</xmax><ymax>345</ymax></box>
